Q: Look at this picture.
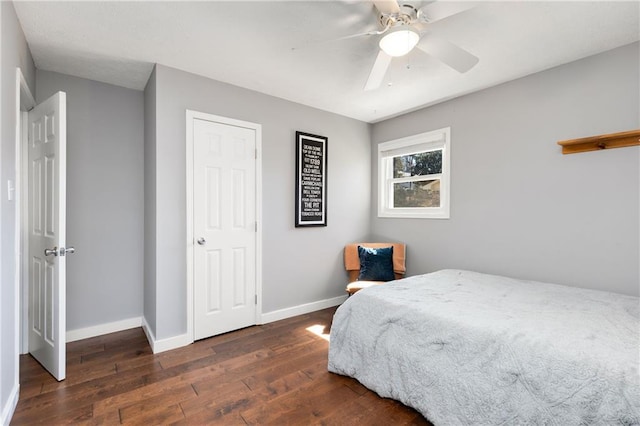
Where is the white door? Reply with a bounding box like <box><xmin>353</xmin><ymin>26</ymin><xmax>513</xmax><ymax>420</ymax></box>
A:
<box><xmin>193</xmin><ymin>118</ymin><xmax>257</xmax><ymax>340</ymax></box>
<box><xmin>27</xmin><ymin>92</ymin><xmax>68</xmax><ymax>381</ymax></box>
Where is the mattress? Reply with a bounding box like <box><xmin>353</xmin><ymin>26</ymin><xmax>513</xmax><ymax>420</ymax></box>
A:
<box><xmin>328</xmin><ymin>269</ymin><xmax>640</xmax><ymax>425</ymax></box>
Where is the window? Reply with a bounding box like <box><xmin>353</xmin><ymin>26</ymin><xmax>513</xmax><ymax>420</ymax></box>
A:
<box><xmin>378</xmin><ymin>127</ymin><xmax>450</xmax><ymax>219</ymax></box>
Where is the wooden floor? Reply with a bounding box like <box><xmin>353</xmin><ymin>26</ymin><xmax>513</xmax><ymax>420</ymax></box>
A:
<box><xmin>13</xmin><ymin>307</ymin><xmax>431</xmax><ymax>425</ymax></box>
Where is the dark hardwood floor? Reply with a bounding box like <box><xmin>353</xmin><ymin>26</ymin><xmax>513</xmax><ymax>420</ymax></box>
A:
<box><xmin>12</xmin><ymin>307</ymin><xmax>430</xmax><ymax>425</ymax></box>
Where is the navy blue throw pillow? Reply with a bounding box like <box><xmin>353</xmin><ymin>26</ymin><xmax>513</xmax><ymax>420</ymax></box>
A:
<box><xmin>357</xmin><ymin>246</ymin><xmax>395</xmax><ymax>282</ymax></box>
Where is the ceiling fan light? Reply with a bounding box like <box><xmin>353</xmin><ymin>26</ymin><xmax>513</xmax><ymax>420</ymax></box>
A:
<box><xmin>379</xmin><ymin>26</ymin><xmax>420</xmax><ymax>57</ymax></box>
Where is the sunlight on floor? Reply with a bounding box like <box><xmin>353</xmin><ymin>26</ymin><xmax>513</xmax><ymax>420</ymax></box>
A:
<box><xmin>306</xmin><ymin>324</ymin><xmax>330</xmax><ymax>341</ymax></box>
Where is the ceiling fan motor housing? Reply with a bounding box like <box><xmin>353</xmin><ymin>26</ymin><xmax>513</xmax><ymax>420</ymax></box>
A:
<box><xmin>378</xmin><ymin>2</ymin><xmax>420</xmax><ymax>28</ymax></box>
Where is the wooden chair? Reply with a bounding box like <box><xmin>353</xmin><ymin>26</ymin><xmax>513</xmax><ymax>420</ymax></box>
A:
<box><xmin>344</xmin><ymin>243</ymin><xmax>406</xmax><ymax>296</ymax></box>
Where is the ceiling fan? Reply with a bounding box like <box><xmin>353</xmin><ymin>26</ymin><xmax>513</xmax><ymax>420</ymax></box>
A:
<box><xmin>355</xmin><ymin>0</ymin><xmax>479</xmax><ymax>90</ymax></box>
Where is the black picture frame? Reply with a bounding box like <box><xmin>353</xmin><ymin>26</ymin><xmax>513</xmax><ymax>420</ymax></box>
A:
<box><xmin>295</xmin><ymin>131</ymin><xmax>328</xmax><ymax>227</ymax></box>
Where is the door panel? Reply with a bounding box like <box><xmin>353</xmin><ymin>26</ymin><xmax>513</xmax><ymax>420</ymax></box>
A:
<box><xmin>193</xmin><ymin>118</ymin><xmax>257</xmax><ymax>340</ymax></box>
<box><xmin>232</xmin><ymin>247</ymin><xmax>247</xmax><ymax>307</ymax></box>
<box><xmin>206</xmin><ymin>249</ymin><xmax>222</xmax><ymax>313</ymax></box>
<box><xmin>205</xmin><ymin>167</ymin><xmax>221</xmax><ymax>230</ymax></box>
<box><xmin>28</xmin><ymin>91</ymin><xmax>66</xmax><ymax>381</ymax></box>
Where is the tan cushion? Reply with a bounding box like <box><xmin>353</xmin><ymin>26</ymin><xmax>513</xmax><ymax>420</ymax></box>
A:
<box><xmin>346</xmin><ymin>280</ymin><xmax>384</xmax><ymax>294</ymax></box>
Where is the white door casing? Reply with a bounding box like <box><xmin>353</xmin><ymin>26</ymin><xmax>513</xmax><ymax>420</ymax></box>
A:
<box><xmin>27</xmin><ymin>92</ymin><xmax>67</xmax><ymax>381</ymax></box>
<box><xmin>17</xmin><ymin>67</ymin><xmax>36</xmax><ymax>356</ymax></box>
<box><xmin>190</xmin><ymin>114</ymin><xmax>261</xmax><ymax>340</ymax></box>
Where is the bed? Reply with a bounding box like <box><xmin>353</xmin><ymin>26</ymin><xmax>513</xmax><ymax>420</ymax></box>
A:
<box><xmin>328</xmin><ymin>269</ymin><xmax>640</xmax><ymax>425</ymax></box>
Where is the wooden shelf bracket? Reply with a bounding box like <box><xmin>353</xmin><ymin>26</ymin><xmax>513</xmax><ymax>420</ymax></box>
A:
<box><xmin>557</xmin><ymin>129</ymin><xmax>640</xmax><ymax>155</ymax></box>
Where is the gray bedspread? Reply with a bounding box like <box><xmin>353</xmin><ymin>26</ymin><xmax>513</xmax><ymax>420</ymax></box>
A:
<box><xmin>328</xmin><ymin>269</ymin><xmax>640</xmax><ymax>425</ymax></box>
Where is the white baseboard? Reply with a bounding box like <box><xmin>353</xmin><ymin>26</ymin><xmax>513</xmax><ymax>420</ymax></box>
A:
<box><xmin>260</xmin><ymin>295</ymin><xmax>347</xmax><ymax>324</ymax></box>
<box><xmin>138</xmin><ymin>295</ymin><xmax>347</xmax><ymax>354</ymax></box>
<box><xmin>0</xmin><ymin>383</ymin><xmax>19</xmax><ymax>426</ymax></box>
<box><xmin>141</xmin><ymin>316</ymin><xmax>156</xmax><ymax>350</ymax></box>
<box><xmin>66</xmin><ymin>317</ymin><xmax>142</xmax><ymax>343</ymax></box>
<box><xmin>142</xmin><ymin>317</ymin><xmax>192</xmax><ymax>354</ymax></box>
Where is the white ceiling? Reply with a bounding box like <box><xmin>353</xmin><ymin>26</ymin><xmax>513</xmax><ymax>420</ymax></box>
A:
<box><xmin>13</xmin><ymin>1</ymin><xmax>640</xmax><ymax>123</ymax></box>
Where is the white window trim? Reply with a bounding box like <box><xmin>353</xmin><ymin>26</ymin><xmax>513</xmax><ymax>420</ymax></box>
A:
<box><xmin>377</xmin><ymin>127</ymin><xmax>451</xmax><ymax>219</ymax></box>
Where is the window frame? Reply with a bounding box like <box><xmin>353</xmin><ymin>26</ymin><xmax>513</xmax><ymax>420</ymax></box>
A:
<box><xmin>377</xmin><ymin>127</ymin><xmax>451</xmax><ymax>219</ymax></box>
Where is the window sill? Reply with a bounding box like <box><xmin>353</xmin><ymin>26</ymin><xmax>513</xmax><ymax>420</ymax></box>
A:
<box><xmin>378</xmin><ymin>211</ymin><xmax>450</xmax><ymax>219</ymax></box>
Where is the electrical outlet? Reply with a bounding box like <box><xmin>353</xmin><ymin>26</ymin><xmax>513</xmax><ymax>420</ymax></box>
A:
<box><xmin>7</xmin><ymin>180</ymin><xmax>15</xmax><ymax>201</ymax></box>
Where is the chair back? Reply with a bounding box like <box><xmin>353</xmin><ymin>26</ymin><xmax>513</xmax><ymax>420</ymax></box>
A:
<box><xmin>344</xmin><ymin>243</ymin><xmax>406</xmax><ymax>283</ymax></box>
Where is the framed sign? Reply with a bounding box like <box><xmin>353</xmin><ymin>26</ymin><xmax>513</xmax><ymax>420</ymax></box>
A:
<box><xmin>295</xmin><ymin>131</ymin><xmax>327</xmax><ymax>227</ymax></box>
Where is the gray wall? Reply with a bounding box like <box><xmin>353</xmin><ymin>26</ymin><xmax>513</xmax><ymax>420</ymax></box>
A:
<box><xmin>146</xmin><ymin>64</ymin><xmax>371</xmax><ymax>339</ymax></box>
<box><xmin>371</xmin><ymin>42</ymin><xmax>640</xmax><ymax>297</ymax></box>
<box><xmin>0</xmin><ymin>1</ymin><xmax>35</xmax><ymax>421</ymax></box>
<box><xmin>143</xmin><ymin>67</ymin><xmax>157</xmax><ymax>336</ymax></box>
<box><xmin>35</xmin><ymin>71</ymin><xmax>144</xmax><ymax>331</ymax></box>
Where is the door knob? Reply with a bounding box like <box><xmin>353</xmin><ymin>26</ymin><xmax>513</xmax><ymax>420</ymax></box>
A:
<box><xmin>60</xmin><ymin>247</ymin><xmax>75</xmax><ymax>256</ymax></box>
<box><xmin>44</xmin><ymin>246</ymin><xmax>75</xmax><ymax>256</ymax></box>
<box><xmin>44</xmin><ymin>247</ymin><xmax>58</xmax><ymax>256</ymax></box>
<box><xmin>197</xmin><ymin>237</ymin><xmax>206</xmax><ymax>245</ymax></box>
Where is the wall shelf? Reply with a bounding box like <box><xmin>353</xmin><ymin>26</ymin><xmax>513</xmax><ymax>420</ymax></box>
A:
<box><xmin>557</xmin><ymin>129</ymin><xmax>640</xmax><ymax>155</ymax></box>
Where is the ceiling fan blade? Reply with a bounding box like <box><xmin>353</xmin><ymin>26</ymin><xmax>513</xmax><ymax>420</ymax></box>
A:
<box><xmin>332</xmin><ymin>30</ymin><xmax>380</xmax><ymax>42</ymax></box>
<box><xmin>291</xmin><ymin>29</ymin><xmax>380</xmax><ymax>51</ymax></box>
<box><xmin>364</xmin><ymin>50</ymin><xmax>393</xmax><ymax>91</ymax></box>
<box><xmin>419</xmin><ymin>2</ymin><xmax>475</xmax><ymax>24</ymax></box>
<box><xmin>417</xmin><ymin>34</ymin><xmax>478</xmax><ymax>73</ymax></box>
<box><xmin>372</xmin><ymin>0</ymin><xmax>400</xmax><ymax>15</ymax></box>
